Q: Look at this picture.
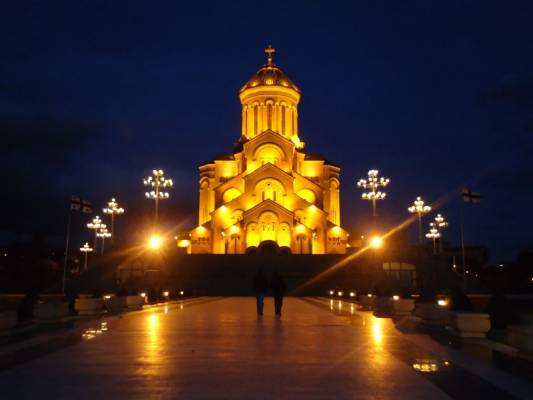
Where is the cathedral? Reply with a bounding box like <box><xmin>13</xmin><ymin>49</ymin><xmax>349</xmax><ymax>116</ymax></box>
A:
<box><xmin>187</xmin><ymin>46</ymin><xmax>348</xmax><ymax>254</ymax></box>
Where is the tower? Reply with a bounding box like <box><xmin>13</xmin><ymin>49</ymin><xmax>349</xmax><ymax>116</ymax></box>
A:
<box><xmin>189</xmin><ymin>46</ymin><xmax>347</xmax><ymax>254</ymax></box>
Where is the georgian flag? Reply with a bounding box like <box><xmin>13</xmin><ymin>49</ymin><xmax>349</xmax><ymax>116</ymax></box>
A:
<box><xmin>71</xmin><ymin>195</ymin><xmax>93</xmax><ymax>213</ymax></box>
<box><xmin>462</xmin><ymin>189</ymin><xmax>481</xmax><ymax>204</ymax></box>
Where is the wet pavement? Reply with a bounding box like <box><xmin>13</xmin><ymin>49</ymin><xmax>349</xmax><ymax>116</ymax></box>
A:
<box><xmin>1</xmin><ymin>297</ymin><xmax>532</xmax><ymax>399</ymax></box>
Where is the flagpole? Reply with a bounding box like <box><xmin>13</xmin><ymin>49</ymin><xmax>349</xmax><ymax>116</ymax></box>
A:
<box><xmin>61</xmin><ymin>206</ymin><xmax>73</xmax><ymax>295</ymax></box>
<box><xmin>460</xmin><ymin>199</ymin><xmax>467</xmax><ymax>292</ymax></box>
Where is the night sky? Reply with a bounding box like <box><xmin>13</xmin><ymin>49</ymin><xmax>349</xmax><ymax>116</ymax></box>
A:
<box><xmin>2</xmin><ymin>1</ymin><xmax>533</xmax><ymax>261</ymax></box>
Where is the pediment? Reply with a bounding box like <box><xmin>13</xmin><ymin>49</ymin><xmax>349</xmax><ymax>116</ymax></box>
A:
<box><xmin>242</xmin><ymin>199</ymin><xmax>294</xmax><ymax>223</ymax></box>
<box><xmin>244</xmin><ymin>162</ymin><xmax>294</xmax><ymax>186</ymax></box>
<box><xmin>243</xmin><ymin>129</ymin><xmax>294</xmax><ymax>149</ymax></box>
<box><xmin>292</xmin><ymin>171</ymin><xmax>324</xmax><ymax>192</ymax></box>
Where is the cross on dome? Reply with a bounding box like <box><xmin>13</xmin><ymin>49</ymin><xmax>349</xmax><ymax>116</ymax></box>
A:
<box><xmin>265</xmin><ymin>45</ymin><xmax>275</xmax><ymax>65</ymax></box>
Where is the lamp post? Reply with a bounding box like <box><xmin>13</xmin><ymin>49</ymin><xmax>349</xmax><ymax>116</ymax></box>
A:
<box><xmin>357</xmin><ymin>169</ymin><xmax>390</xmax><ymax>228</ymax></box>
<box><xmin>103</xmin><ymin>198</ymin><xmax>124</xmax><ymax>244</ymax></box>
<box><xmin>433</xmin><ymin>214</ymin><xmax>448</xmax><ymax>253</ymax></box>
<box><xmin>144</xmin><ymin>169</ymin><xmax>173</xmax><ymax>224</ymax></box>
<box><xmin>96</xmin><ymin>227</ymin><xmax>112</xmax><ymax>254</ymax></box>
<box><xmin>408</xmin><ymin>197</ymin><xmax>431</xmax><ymax>244</ymax></box>
<box><xmin>425</xmin><ymin>226</ymin><xmax>440</xmax><ymax>254</ymax></box>
<box><xmin>87</xmin><ymin>216</ymin><xmax>106</xmax><ymax>250</ymax></box>
<box><xmin>80</xmin><ymin>242</ymin><xmax>93</xmax><ymax>271</ymax></box>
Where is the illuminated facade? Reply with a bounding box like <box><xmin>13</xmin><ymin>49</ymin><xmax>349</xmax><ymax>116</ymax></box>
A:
<box><xmin>188</xmin><ymin>46</ymin><xmax>347</xmax><ymax>254</ymax></box>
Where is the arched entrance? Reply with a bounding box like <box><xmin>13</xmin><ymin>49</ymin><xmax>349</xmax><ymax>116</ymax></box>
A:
<box><xmin>258</xmin><ymin>240</ymin><xmax>279</xmax><ymax>255</ymax></box>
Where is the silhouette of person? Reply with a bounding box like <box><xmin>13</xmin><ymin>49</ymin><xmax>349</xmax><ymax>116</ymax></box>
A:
<box><xmin>252</xmin><ymin>268</ymin><xmax>268</xmax><ymax>316</ymax></box>
<box><xmin>271</xmin><ymin>272</ymin><xmax>286</xmax><ymax>316</ymax></box>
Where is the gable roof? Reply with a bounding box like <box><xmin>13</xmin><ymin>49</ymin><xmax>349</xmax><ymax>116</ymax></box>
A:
<box><xmin>242</xmin><ymin>199</ymin><xmax>294</xmax><ymax>222</ymax></box>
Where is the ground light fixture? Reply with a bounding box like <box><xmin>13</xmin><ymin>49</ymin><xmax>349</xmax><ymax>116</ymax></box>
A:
<box><xmin>337</xmin><ymin>291</ymin><xmax>343</xmax><ymax>297</ymax></box>
<box><xmin>349</xmin><ymin>292</ymin><xmax>355</xmax><ymax>297</ymax></box>
<box><xmin>329</xmin><ymin>290</ymin><xmax>334</xmax><ymax>295</ymax></box>
<box><xmin>163</xmin><ymin>291</ymin><xmax>169</xmax><ymax>298</ymax></box>
<box><xmin>180</xmin><ymin>291</ymin><xmax>184</xmax><ymax>296</ymax></box>
<box><xmin>392</xmin><ymin>295</ymin><xmax>400</xmax><ymax>301</ymax></box>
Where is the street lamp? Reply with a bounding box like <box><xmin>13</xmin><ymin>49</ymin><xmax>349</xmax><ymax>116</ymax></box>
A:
<box><xmin>147</xmin><ymin>234</ymin><xmax>163</xmax><ymax>250</ymax></box>
<box><xmin>425</xmin><ymin>226</ymin><xmax>440</xmax><ymax>254</ymax></box>
<box><xmin>370</xmin><ymin>236</ymin><xmax>383</xmax><ymax>249</ymax></box>
<box><xmin>87</xmin><ymin>216</ymin><xmax>106</xmax><ymax>250</ymax></box>
<box><xmin>144</xmin><ymin>169</ymin><xmax>173</xmax><ymax>224</ymax></box>
<box><xmin>103</xmin><ymin>198</ymin><xmax>124</xmax><ymax>244</ymax></box>
<box><xmin>433</xmin><ymin>214</ymin><xmax>448</xmax><ymax>253</ymax></box>
<box><xmin>96</xmin><ymin>227</ymin><xmax>112</xmax><ymax>254</ymax></box>
<box><xmin>408</xmin><ymin>196</ymin><xmax>431</xmax><ymax>244</ymax></box>
<box><xmin>80</xmin><ymin>242</ymin><xmax>93</xmax><ymax>271</ymax></box>
<box><xmin>357</xmin><ymin>169</ymin><xmax>390</xmax><ymax>227</ymax></box>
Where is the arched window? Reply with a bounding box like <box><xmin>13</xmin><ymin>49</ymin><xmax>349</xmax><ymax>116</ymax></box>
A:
<box><xmin>255</xmin><ymin>179</ymin><xmax>286</xmax><ymax>205</ymax></box>
<box><xmin>278</xmin><ymin>223</ymin><xmax>291</xmax><ymax>247</ymax></box>
<box><xmin>222</xmin><ymin>188</ymin><xmax>242</xmax><ymax>203</ymax></box>
<box><xmin>254</xmin><ymin>106</ymin><xmax>258</xmax><ymax>136</ymax></box>
<box><xmin>254</xmin><ymin>144</ymin><xmax>284</xmax><ymax>166</ymax></box>
<box><xmin>246</xmin><ymin>223</ymin><xmax>260</xmax><ymax>248</ymax></box>
<box><xmin>267</xmin><ymin>104</ymin><xmax>272</xmax><ymax>129</ymax></box>
<box><xmin>281</xmin><ymin>106</ymin><xmax>285</xmax><ymax>135</ymax></box>
<box><xmin>259</xmin><ymin>211</ymin><xmax>278</xmax><ymax>242</ymax></box>
<box><xmin>296</xmin><ymin>189</ymin><xmax>316</xmax><ymax>204</ymax></box>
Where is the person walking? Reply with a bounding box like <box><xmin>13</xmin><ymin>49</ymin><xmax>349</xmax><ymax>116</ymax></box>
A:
<box><xmin>271</xmin><ymin>271</ymin><xmax>286</xmax><ymax>316</ymax></box>
<box><xmin>252</xmin><ymin>268</ymin><xmax>268</xmax><ymax>316</ymax></box>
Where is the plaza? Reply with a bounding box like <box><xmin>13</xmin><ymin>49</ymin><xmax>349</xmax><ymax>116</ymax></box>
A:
<box><xmin>1</xmin><ymin>297</ymin><xmax>532</xmax><ymax>399</ymax></box>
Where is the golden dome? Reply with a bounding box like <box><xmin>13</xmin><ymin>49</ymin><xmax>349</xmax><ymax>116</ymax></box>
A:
<box><xmin>240</xmin><ymin>46</ymin><xmax>300</xmax><ymax>93</ymax></box>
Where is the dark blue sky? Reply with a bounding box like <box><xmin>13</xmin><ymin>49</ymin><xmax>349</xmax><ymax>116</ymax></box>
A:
<box><xmin>2</xmin><ymin>1</ymin><xmax>533</xmax><ymax>261</ymax></box>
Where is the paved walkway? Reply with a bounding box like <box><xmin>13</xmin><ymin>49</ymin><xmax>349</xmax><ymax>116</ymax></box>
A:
<box><xmin>1</xmin><ymin>297</ymin><xmax>532</xmax><ymax>399</ymax></box>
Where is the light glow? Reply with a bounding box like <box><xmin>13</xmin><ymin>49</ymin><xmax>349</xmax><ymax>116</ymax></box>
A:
<box><xmin>148</xmin><ymin>235</ymin><xmax>163</xmax><ymax>250</ymax></box>
<box><xmin>178</xmin><ymin>239</ymin><xmax>190</xmax><ymax>248</ymax></box>
<box><xmin>408</xmin><ymin>196</ymin><xmax>431</xmax><ymax>215</ymax></box>
<box><xmin>437</xmin><ymin>299</ymin><xmax>448</xmax><ymax>307</ymax></box>
<box><xmin>370</xmin><ymin>236</ymin><xmax>383</xmax><ymax>249</ymax></box>
<box><xmin>80</xmin><ymin>242</ymin><xmax>93</xmax><ymax>253</ymax></box>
